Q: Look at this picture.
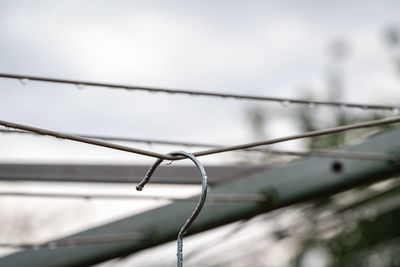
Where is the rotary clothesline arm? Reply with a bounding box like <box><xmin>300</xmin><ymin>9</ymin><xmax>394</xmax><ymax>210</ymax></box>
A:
<box><xmin>1</xmin><ymin>128</ymin><xmax>400</xmax><ymax>267</ymax></box>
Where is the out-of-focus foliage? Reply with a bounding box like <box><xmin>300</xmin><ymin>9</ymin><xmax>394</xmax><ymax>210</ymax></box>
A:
<box><xmin>243</xmin><ymin>28</ymin><xmax>400</xmax><ymax>267</ymax></box>
<box><xmin>292</xmin><ymin>28</ymin><xmax>400</xmax><ymax>267</ymax></box>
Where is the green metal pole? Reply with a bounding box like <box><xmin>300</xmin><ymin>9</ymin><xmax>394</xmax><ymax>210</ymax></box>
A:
<box><xmin>2</xmin><ymin>128</ymin><xmax>400</xmax><ymax>267</ymax></box>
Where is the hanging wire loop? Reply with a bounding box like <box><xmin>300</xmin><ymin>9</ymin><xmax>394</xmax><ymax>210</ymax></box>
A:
<box><xmin>135</xmin><ymin>151</ymin><xmax>208</xmax><ymax>267</ymax></box>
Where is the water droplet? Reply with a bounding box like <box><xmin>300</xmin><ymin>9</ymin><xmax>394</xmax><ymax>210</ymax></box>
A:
<box><xmin>48</xmin><ymin>242</ymin><xmax>57</xmax><ymax>250</ymax></box>
<box><xmin>307</xmin><ymin>102</ymin><xmax>316</xmax><ymax>109</ymax></box>
<box><xmin>392</xmin><ymin>108</ymin><xmax>399</xmax><ymax>115</ymax></box>
<box><xmin>340</xmin><ymin>104</ymin><xmax>347</xmax><ymax>110</ymax></box>
<box><xmin>76</xmin><ymin>84</ymin><xmax>84</xmax><ymax>90</ymax></box>
<box><xmin>32</xmin><ymin>244</ymin><xmax>41</xmax><ymax>251</ymax></box>
<box><xmin>19</xmin><ymin>78</ymin><xmax>29</xmax><ymax>86</ymax></box>
<box><xmin>361</xmin><ymin>105</ymin><xmax>368</xmax><ymax>110</ymax></box>
<box><xmin>164</xmin><ymin>160</ymin><xmax>173</xmax><ymax>166</ymax></box>
<box><xmin>280</xmin><ymin>100</ymin><xmax>291</xmax><ymax>107</ymax></box>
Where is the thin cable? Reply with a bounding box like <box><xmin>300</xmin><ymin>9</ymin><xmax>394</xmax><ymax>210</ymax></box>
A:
<box><xmin>0</xmin><ymin>119</ymin><xmax>175</xmax><ymax>160</ymax></box>
<box><xmin>0</xmin><ymin>192</ymin><xmax>269</xmax><ymax>202</ymax></box>
<box><xmin>0</xmin><ymin>128</ymin><xmax>397</xmax><ymax>162</ymax></box>
<box><xmin>255</xmin><ymin>149</ymin><xmax>398</xmax><ymax>162</ymax></box>
<box><xmin>0</xmin><ymin>72</ymin><xmax>398</xmax><ymax>111</ymax></box>
<box><xmin>0</xmin><ymin>129</ymin><xmax>209</xmax><ymax>147</ymax></box>
<box><xmin>0</xmin><ymin>233</ymin><xmax>147</xmax><ymax>249</ymax></box>
<box><xmin>192</xmin><ymin>116</ymin><xmax>400</xmax><ymax>158</ymax></box>
<box><xmin>1</xmin><ymin>116</ymin><xmax>400</xmax><ymax>160</ymax></box>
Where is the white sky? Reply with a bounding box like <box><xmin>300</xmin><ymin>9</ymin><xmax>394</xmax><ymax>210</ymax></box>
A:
<box><xmin>0</xmin><ymin>1</ymin><xmax>400</xmax><ymax>266</ymax></box>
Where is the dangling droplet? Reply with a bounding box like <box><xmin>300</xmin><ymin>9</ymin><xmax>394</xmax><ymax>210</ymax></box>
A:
<box><xmin>48</xmin><ymin>242</ymin><xmax>57</xmax><ymax>250</ymax></box>
<box><xmin>392</xmin><ymin>108</ymin><xmax>399</xmax><ymax>115</ymax></box>
<box><xmin>361</xmin><ymin>105</ymin><xmax>368</xmax><ymax>110</ymax></box>
<box><xmin>32</xmin><ymin>244</ymin><xmax>41</xmax><ymax>251</ymax></box>
<box><xmin>19</xmin><ymin>78</ymin><xmax>29</xmax><ymax>86</ymax></box>
<box><xmin>340</xmin><ymin>104</ymin><xmax>347</xmax><ymax>110</ymax></box>
<box><xmin>280</xmin><ymin>100</ymin><xmax>291</xmax><ymax>107</ymax></box>
<box><xmin>307</xmin><ymin>102</ymin><xmax>316</xmax><ymax>109</ymax></box>
<box><xmin>76</xmin><ymin>84</ymin><xmax>84</xmax><ymax>90</ymax></box>
<box><xmin>164</xmin><ymin>160</ymin><xmax>173</xmax><ymax>166</ymax></box>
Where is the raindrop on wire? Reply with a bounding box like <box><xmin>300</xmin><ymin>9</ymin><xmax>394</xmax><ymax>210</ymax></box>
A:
<box><xmin>164</xmin><ymin>160</ymin><xmax>173</xmax><ymax>166</ymax></box>
<box><xmin>280</xmin><ymin>100</ymin><xmax>291</xmax><ymax>107</ymax></box>
<box><xmin>32</xmin><ymin>245</ymin><xmax>41</xmax><ymax>251</ymax></box>
<box><xmin>340</xmin><ymin>104</ymin><xmax>347</xmax><ymax>110</ymax></box>
<box><xmin>19</xmin><ymin>78</ymin><xmax>29</xmax><ymax>86</ymax></box>
<box><xmin>307</xmin><ymin>102</ymin><xmax>316</xmax><ymax>109</ymax></box>
<box><xmin>76</xmin><ymin>84</ymin><xmax>84</xmax><ymax>90</ymax></box>
<box><xmin>392</xmin><ymin>108</ymin><xmax>399</xmax><ymax>115</ymax></box>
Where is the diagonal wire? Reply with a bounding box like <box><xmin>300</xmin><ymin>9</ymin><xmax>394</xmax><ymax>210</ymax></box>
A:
<box><xmin>191</xmin><ymin>116</ymin><xmax>400</xmax><ymax>158</ymax></box>
<box><xmin>0</xmin><ymin>119</ymin><xmax>174</xmax><ymax>160</ymax></box>
<box><xmin>0</xmin><ymin>232</ymin><xmax>147</xmax><ymax>249</ymax></box>
<box><xmin>0</xmin><ymin>192</ymin><xmax>269</xmax><ymax>202</ymax></box>
<box><xmin>0</xmin><ymin>72</ymin><xmax>398</xmax><ymax>111</ymax></box>
<box><xmin>0</xmin><ymin>128</ymin><xmax>397</xmax><ymax>162</ymax></box>
<box><xmin>0</xmin><ymin>129</ymin><xmax>208</xmax><ymax>147</ymax></box>
<box><xmin>1</xmin><ymin>116</ymin><xmax>400</xmax><ymax>160</ymax></box>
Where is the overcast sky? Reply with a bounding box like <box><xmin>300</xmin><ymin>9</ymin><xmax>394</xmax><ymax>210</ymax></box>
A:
<box><xmin>1</xmin><ymin>0</ymin><xmax>400</xmax><ymax>163</ymax></box>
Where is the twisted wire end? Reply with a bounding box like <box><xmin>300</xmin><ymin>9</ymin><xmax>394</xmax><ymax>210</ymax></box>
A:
<box><xmin>136</xmin><ymin>185</ymin><xmax>143</xmax><ymax>191</ymax></box>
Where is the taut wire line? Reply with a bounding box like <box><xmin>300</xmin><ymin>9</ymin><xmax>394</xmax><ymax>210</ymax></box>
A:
<box><xmin>191</xmin><ymin>116</ymin><xmax>400</xmax><ymax>158</ymax></box>
<box><xmin>0</xmin><ymin>128</ymin><xmax>397</xmax><ymax>162</ymax></box>
<box><xmin>0</xmin><ymin>192</ymin><xmax>269</xmax><ymax>202</ymax></box>
<box><xmin>0</xmin><ymin>232</ymin><xmax>147</xmax><ymax>249</ymax></box>
<box><xmin>0</xmin><ymin>72</ymin><xmax>398</xmax><ymax>111</ymax></box>
<box><xmin>0</xmin><ymin>119</ymin><xmax>174</xmax><ymax>160</ymax></box>
<box><xmin>1</xmin><ymin>116</ymin><xmax>400</xmax><ymax>160</ymax></box>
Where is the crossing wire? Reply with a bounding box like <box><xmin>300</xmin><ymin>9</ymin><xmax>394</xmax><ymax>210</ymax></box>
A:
<box><xmin>0</xmin><ymin>72</ymin><xmax>398</xmax><ymax>111</ymax></box>
<box><xmin>0</xmin><ymin>128</ymin><xmax>397</xmax><ymax>162</ymax></box>
<box><xmin>1</xmin><ymin>116</ymin><xmax>400</xmax><ymax>160</ymax></box>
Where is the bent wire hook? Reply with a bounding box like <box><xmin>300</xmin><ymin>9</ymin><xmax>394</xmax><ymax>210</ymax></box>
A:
<box><xmin>136</xmin><ymin>151</ymin><xmax>208</xmax><ymax>267</ymax></box>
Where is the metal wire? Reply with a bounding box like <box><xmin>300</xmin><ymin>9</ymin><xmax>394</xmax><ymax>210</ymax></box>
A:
<box><xmin>0</xmin><ymin>119</ymin><xmax>174</xmax><ymax>160</ymax></box>
<box><xmin>1</xmin><ymin>116</ymin><xmax>400</xmax><ymax>160</ymax></box>
<box><xmin>191</xmin><ymin>116</ymin><xmax>400</xmax><ymax>158</ymax></box>
<box><xmin>135</xmin><ymin>151</ymin><xmax>208</xmax><ymax>267</ymax></box>
<box><xmin>0</xmin><ymin>233</ymin><xmax>147</xmax><ymax>249</ymax></box>
<box><xmin>254</xmin><ymin>149</ymin><xmax>398</xmax><ymax>162</ymax></box>
<box><xmin>1</xmin><ymin>128</ymin><xmax>397</xmax><ymax>162</ymax></box>
<box><xmin>0</xmin><ymin>72</ymin><xmax>398</xmax><ymax>111</ymax></box>
<box><xmin>0</xmin><ymin>192</ymin><xmax>269</xmax><ymax>202</ymax></box>
<box><xmin>0</xmin><ymin>129</ymin><xmax>208</xmax><ymax>147</ymax></box>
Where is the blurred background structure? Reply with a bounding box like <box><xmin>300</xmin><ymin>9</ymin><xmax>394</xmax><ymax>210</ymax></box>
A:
<box><xmin>1</xmin><ymin>1</ymin><xmax>400</xmax><ymax>266</ymax></box>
